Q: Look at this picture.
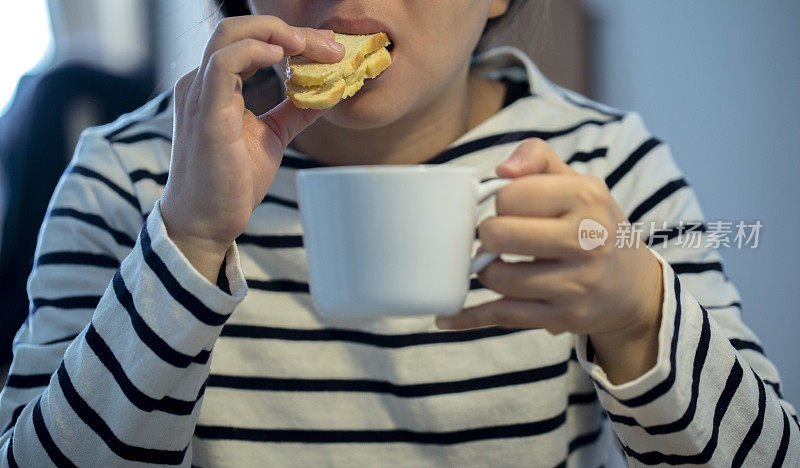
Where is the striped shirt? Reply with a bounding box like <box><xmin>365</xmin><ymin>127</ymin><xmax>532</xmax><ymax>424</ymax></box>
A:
<box><xmin>1</xmin><ymin>45</ymin><xmax>798</xmax><ymax>467</ymax></box>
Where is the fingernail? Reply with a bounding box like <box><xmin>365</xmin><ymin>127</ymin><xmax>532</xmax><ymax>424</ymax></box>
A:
<box><xmin>502</xmin><ymin>153</ymin><xmax>523</xmax><ymax>168</ymax></box>
<box><xmin>319</xmin><ymin>29</ymin><xmax>335</xmax><ymax>39</ymax></box>
<box><xmin>327</xmin><ymin>39</ymin><xmax>344</xmax><ymax>52</ymax></box>
<box><xmin>293</xmin><ymin>30</ymin><xmax>306</xmax><ymax>43</ymax></box>
<box><xmin>436</xmin><ymin>316</ymin><xmax>454</xmax><ymax>329</ymax></box>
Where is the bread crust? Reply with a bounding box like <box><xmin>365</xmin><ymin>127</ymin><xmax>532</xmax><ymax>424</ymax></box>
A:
<box><xmin>287</xmin><ymin>33</ymin><xmax>389</xmax><ymax>87</ymax></box>
<box><xmin>286</xmin><ymin>35</ymin><xmax>392</xmax><ymax>110</ymax></box>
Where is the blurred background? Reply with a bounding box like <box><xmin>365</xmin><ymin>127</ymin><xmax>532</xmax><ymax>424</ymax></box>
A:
<box><xmin>0</xmin><ymin>0</ymin><xmax>798</xmax><ymax>406</ymax></box>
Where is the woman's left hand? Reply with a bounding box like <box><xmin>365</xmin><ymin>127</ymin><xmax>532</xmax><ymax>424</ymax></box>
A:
<box><xmin>435</xmin><ymin>138</ymin><xmax>665</xmax><ymax>383</ymax></box>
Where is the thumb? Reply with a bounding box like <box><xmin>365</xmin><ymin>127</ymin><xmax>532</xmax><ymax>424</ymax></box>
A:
<box><xmin>496</xmin><ymin>138</ymin><xmax>576</xmax><ymax>178</ymax></box>
<box><xmin>257</xmin><ymin>98</ymin><xmax>327</xmax><ymax>149</ymax></box>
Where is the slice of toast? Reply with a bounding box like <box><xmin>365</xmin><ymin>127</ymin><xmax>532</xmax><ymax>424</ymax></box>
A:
<box><xmin>286</xmin><ymin>35</ymin><xmax>392</xmax><ymax>109</ymax></box>
<box><xmin>287</xmin><ymin>33</ymin><xmax>390</xmax><ymax>87</ymax></box>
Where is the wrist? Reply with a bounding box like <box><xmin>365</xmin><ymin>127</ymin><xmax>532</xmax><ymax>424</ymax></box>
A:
<box><xmin>159</xmin><ymin>198</ymin><xmax>231</xmax><ymax>283</ymax></box>
<box><xmin>590</xmin><ymin>250</ymin><xmax>664</xmax><ymax>384</ymax></box>
<box><xmin>590</xmin><ymin>309</ymin><xmax>662</xmax><ymax>384</ymax></box>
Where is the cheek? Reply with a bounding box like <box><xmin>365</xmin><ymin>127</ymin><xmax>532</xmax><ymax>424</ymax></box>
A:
<box><xmin>248</xmin><ymin>1</ymin><xmax>302</xmax><ymax>22</ymax></box>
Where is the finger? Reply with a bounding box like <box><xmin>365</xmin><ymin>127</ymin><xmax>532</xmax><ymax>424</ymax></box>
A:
<box><xmin>478</xmin><ymin>216</ymin><xmax>575</xmax><ymax>258</ymax></box>
<box><xmin>495</xmin><ymin>174</ymin><xmax>588</xmax><ymax>217</ymax></box>
<box><xmin>314</xmin><ymin>29</ymin><xmax>336</xmax><ymax>40</ymax></box>
<box><xmin>496</xmin><ymin>138</ymin><xmax>577</xmax><ymax>178</ymax></box>
<box><xmin>257</xmin><ymin>98</ymin><xmax>328</xmax><ymax>150</ymax></box>
<box><xmin>296</xmin><ymin>27</ymin><xmax>344</xmax><ymax>60</ymax></box>
<box><xmin>202</xmin><ymin>17</ymin><xmax>343</xmax><ymax>71</ymax></box>
<box><xmin>476</xmin><ymin>259</ymin><xmax>573</xmax><ymax>300</ymax></box>
<box><xmin>201</xmin><ymin>39</ymin><xmax>286</xmax><ymax>111</ymax></box>
<box><xmin>435</xmin><ymin>297</ymin><xmax>559</xmax><ymax>331</ymax></box>
<box><xmin>203</xmin><ymin>16</ymin><xmax>298</xmax><ymax>70</ymax></box>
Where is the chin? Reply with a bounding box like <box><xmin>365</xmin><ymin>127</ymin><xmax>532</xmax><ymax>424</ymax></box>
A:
<box><xmin>320</xmin><ymin>76</ymin><xmax>412</xmax><ymax>130</ymax></box>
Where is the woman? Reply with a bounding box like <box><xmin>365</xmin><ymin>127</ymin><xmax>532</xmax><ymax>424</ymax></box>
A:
<box><xmin>1</xmin><ymin>0</ymin><xmax>797</xmax><ymax>466</ymax></box>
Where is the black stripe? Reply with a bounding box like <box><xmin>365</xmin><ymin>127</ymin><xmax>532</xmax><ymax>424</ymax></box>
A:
<box><xmin>607</xmin><ymin>306</ymin><xmax>711</xmax><ymax>434</ymax></box>
<box><xmin>32</xmin><ymin>398</ymin><xmax>78</xmax><ymax>467</ymax></box>
<box><xmin>605</xmin><ymin>412</ymin><xmax>637</xmax><ymax>426</ymax></box>
<box><xmin>567</xmin><ymin>427</ymin><xmax>602</xmax><ymax>454</ymax></box>
<box><xmin>627</xmin><ymin>178</ymin><xmax>689</xmax><ymax>224</ymax></box>
<box><xmin>68</xmin><ymin>165</ymin><xmax>141</xmax><ymax>212</ymax></box>
<box><xmin>279</xmin><ymin>154</ymin><xmax>324</xmax><ymax>169</ymax></box>
<box><xmin>155</xmin><ymin>90</ymin><xmax>173</xmax><ymax>114</ymax></box>
<box><xmin>280</xmin><ymin>120</ymin><xmax>617</xmax><ymax>181</ymax></box>
<box><xmin>85</xmin><ymin>324</ymin><xmax>203</xmax><ymax>415</ymax></box>
<box><xmin>259</xmin><ymin>194</ymin><xmax>299</xmax><ymax>209</ymax></box>
<box><xmin>3</xmin><ymin>405</ymin><xmax>25</xmax><ymax>434</ymax></box>
<box><xmin>112</xmin><ymin>271</ymin><xmax>210</xmax><ymax>368</ymax></box>
<box><xmin>567</xmin><ymin>391</ymin><xmax>598</xmax><ymax>405</ymax></box>
<box><xmin>671</xmin><ymin>261</ymin><xmax>723</xmax><ymax>274</ymax></box>
<box><xmin>705</xmin><ymin>300</ymin><xmax>742</xmax><ymax>310</ymax></box>
<box><xmin>41</xmin><ymin>333</ymin><xmax>80</xmax><ymax>346</ymax></box>
<box><xmin>621</xmin><ymin>359</ymin><xmax>744</xmax><ymax>465</ymax></box>
<box><xmin>246</xmin><ymin>278</ymin><xmax>309</xmax><ymax>293</ymax></box>
<box><xmin>217</xmin><ymin>257</ymin><xmax>230</xmax><ymax>295</ymax></box>
<box><xmin>105</xmin><ymin>120</ymin><xmax>142</xmax><ymax>141</ymax></box>
<box><xmin>585</xmin><ymin>336</ymin><xmax>595</xmax><ymax>363</ymax></box>
<box><xmin>10</xmin><ymin>333</ymin><xmax>80</xmax><ymax>352</ymax></box>
<box><xmin>605</xmin><ymin>137</ymin><xmax>662</xmax><ymax>190</ymax></box>
<box><xmin>764</xmin><ymin>380</ymin><xmax>784</xmax><ymax>399</ymax></box>
<box><xmin>219</xmin><ymin>324</ymin><xmax>527</xmax><ymax>348</ymax></box>
<box><xmin>643</xmin><ymin>222</ymin><xmax>706</xmax><ymax>247</ymax></box>
<box><xmin>248</xmin><ymin>277</ymin><xmax>484</xmax><ymax>293</ymax></box>
<box><xmin>566</xmin><ymin>147</ymin><xmax>607</xmax><ymax>165</ymax></box>
<box><xmin>730</xmin><ymin>338</ymin><xmax>765</xmax><ymax>354</ymax></box>
<box><xmin>569</xmin><ymin>348</ymin><xmax>578</xmax><ymax>362</ymax></box>
<box><xmin>207</xmin><ymin>359</ymin><xmax>568</xmax><ymax>397</ymax></box>
<box><xmin>6</xmin><ymin>430</ymin><xmax>19</xmax><ymax>468</ymax></box>
<box><xmin>140</xmin><ymin>223</ymin><xmax>229</xmax><ymax>326</ymax></box>
<box><xmin>129</xmin><ymin>169</ymin><xmax>168</xmax><ymax>185</ymax></box>
<box><xmin>732</xmin><ymin>373</ymin><xmax>766</xmax><ymax>467</ymax></box>
<box><xmin>195</xmin><ymin>411</ymin><xmax>566</xmax><ymax>444</ymax></box>
<box><xmin>49</xmin><ymin>207</ymin><xmax>136</xmax><ymax>247</ymax></box>
<box><xmin>56</xmin><ymin>362</ymin><xmax>188</xmax><ymax>464</ymax></box>
<box><xmin>236</xmin><ymin>233</ymin><xmax>303</xmax><ymax>248</ymax></box>
<box><xmin>112</xmin><ymin>132</ymin><xmax>172</xmax><ymax>145</ymax></box>
<box><xmin>771</xmin><ymin>409</ymin><xmax>791</xmax><ymax>468</ymax></box>
<box><xmin>594</xmin><ymin>273</ymin><xmax>682</xmax><ymax>407</ymax></box>
<box><xmin>30</xmin><ymin>295</ymin><xmax>101</xmax><ymax>313</ymax></box>
<box><xmin>105</xmin><ymin>91</ymin><xmax>172</xmax><ymax>141</ymax></box>
<box><xmin>5</xmin><ymin>373</ymin><xmax>52</xmax><ymax>389</ymax></box>
<box><xmin>35</xmin><ymin>251</ymin><xmax>119</xmax><ymax>269</ymax></box>
<box><xmin>425</xmin><ymin>119</ymin><xmax>619</xmax><ymax>165</ymax></box>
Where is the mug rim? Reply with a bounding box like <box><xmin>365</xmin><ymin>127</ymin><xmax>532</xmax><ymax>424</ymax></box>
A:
<box><xmin>296</xmin><ymin>164</ymin><xmax>479</xmax><ymax>177</ymax></box>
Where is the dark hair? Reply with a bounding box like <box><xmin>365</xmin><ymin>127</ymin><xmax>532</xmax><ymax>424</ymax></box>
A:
<box><xmin>213</xmin><ymin>0</ymin><xmax>528</xmax><ymax>54</ymax></box>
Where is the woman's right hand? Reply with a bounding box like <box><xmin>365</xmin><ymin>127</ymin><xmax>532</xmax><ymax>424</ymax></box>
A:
<box><xmin>160</xmin><ymin>16</ymin><xmax>344</xmax><ymax>282</ymax></box>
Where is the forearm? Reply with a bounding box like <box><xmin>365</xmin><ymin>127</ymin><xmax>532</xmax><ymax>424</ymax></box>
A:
<box><xmin>1</xmin><ymin>202</ymin><xmax>246</xmax><ymax>466</ymax></box>
<box><xmin>577</xmin><ymin>250</ymin><xmax>800</xmax><ymax>466</ymax></box>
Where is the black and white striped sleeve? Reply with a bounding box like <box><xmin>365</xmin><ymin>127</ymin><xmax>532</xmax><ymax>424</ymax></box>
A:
<box><xmin>576</xmin><ymin>112</ymin><xmax>799</xmax><ymax>466</ymax></box>
<box><xmin>0</xmin><ymin>128</ymin><xmax>247</xmax><ymax>466</ymax></box>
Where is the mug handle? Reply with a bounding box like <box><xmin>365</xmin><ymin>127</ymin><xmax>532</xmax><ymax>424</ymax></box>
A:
<box><xmin>468</xmin><ymin>178</ymin><xmax>512</xmax><ymax>276</ymax></box>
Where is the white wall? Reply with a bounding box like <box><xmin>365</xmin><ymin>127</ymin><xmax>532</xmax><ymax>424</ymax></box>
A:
<box><xmin>585</xmin><ymin>0</ymin><xmax>800</xmax><ymax>405</ymax></box>
<box><xmin>154</xmin><ymin>0</ymin><xmax>218</xmax><ymax>92</ymax></box>
<box><xmin>47</xmin><ymin>0</ymin><xmax>149</xmax><ymax>74</ymax></box>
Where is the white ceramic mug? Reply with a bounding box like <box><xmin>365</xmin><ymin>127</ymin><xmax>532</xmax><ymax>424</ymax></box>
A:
<box><xmin>296</xmin><ymin>165</ymin><xmax>510</xmax><ymax>318</ymax></box>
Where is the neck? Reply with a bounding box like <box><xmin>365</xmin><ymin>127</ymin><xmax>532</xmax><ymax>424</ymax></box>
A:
<box><xmin>244</xmin><ymin>66</ymin><xmax>505</xmax><ymax>166</ymax></box>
